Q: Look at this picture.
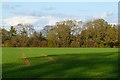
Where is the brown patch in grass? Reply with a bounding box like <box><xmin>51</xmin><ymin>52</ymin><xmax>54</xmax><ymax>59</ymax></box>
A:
<box><xmin>22</xmin><ymin>52</ymin><xmax>30</xmax><ymax>66</ymax></box>
<box><xmin>47</xmin><ymin>56</ymin><xmax>57</xmax><ymax>62</ymax></box>
<box><xmin>42</xmin><ymin>53</ymin><xmax>57</xmax><ymax>62</ymax></box>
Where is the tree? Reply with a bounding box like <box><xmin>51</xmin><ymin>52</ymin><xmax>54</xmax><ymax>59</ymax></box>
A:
<box><xmin>9</xmin><ymin>26</ymin><xmax>17</xmax><ymax>38</ymax></box>
<box><xmin>16</xmin><ymin>24</ymin><xmax>35</xmax><ymax>37</ymax></box>
<box><xmin>1</xmin><ymin>19</ymin><xmax>118</xmax><ymax>48</ymax></box>
<box><xmin>47</xmin><ymin>28</ymin><xmax>58</xmax><ymax>47</ymax></box>
<box><xmin>47</xmin><ymin>21</ymin><xmax>72</xmax><ymax>47</ymax></box>
<box><xmin>1</xmin><ymin>28</ymin><xmax>9</xmax><ymax>46</ymax></box>
<box><xmin>31</xmin><ymin>31</ymin><xmax>40</xmax><ymax>47</ymax></box>
<box><xmin>39</xmin><ymin>32</ymin><xmax>44</xmax><ymax>41</ymax></box>
<box><xmin>80</xmin><ymin>18</ymin><xmax>118</xmax><ymax>48</ymax></box>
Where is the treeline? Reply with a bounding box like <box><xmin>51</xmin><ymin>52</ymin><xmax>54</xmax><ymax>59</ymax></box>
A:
<box><xmin>1</xmin><ymin>19</ymin><xmax>119</xmax><ymax>48</ymax></box>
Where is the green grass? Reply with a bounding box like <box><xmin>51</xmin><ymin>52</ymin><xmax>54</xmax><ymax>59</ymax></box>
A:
<box><xmin>2</xmin><ymin>48</ymin><xmax>118</xmax><ymax>78</ymax></box>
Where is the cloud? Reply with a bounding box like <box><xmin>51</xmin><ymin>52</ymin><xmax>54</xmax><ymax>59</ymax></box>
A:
<box><xmin>94</xmin><ymin>11</ymin><xmax>113</xmax><ymax>19</ymax></box>
<box><xmin>2</xmin><ymin>15</ymin><xmax>82</xmax><ymax>31</ymax></box>
<box><xmin>44</xmin><ymin>7</ymin><xmax>56</xmax><ymax>11</ymax></box>
<box><xmin>12</xmin><ymin>10</ymin><xmax>78</xmax><ymax>20</ymax></box>
<box><xmin>2</xmin><ymin>4</ymin><xmax>20</xmax><ymax>10</ymax></box>
<box><xmin>97</xmin><ymin>11</ymin><xmax>117</xmax><ymax>23</ymax></box>
<box><xmin>0</xmin><ymin>19</ymin><xmax>3</xmax><ymax>27</ymax></box>
<box><xmin>12</xmin><ymin>10</ymin><xmax>44</xmax><ymax>16</ymax></box>
<box><xmin>4</xmin><ymin>16</ymin><xmax>38</xmax><ymax>26</ymax></box>
<box><xmin>99</xmin><ymin>12</ymin><xmax>113</xmax><ymax>19</ymax></box>
<box><xmin>2</xmin><ymin>4</ymin><xmax>15</xmax><ymax>9</ymax></box>
<box><xmin>3</xmin><ymin>16</ymin><xmax>62</xmax><ymax>30</ymax></box>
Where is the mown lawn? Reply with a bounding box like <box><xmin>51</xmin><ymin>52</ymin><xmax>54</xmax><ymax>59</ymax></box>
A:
<box><xmin>2</xmin><ymin>48</ymin><xmax>118</xmax><ymax>78</ymax></box>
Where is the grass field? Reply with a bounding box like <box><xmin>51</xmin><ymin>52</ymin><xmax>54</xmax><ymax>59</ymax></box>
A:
<box><xmin>2</xmin><ymin>48</ymin><xmax>118</xmax><ymax>78</ymax></box>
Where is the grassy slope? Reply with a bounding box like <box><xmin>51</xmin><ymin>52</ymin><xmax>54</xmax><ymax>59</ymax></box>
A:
<box><xmin>2</xmin><ymin>48</ymin><xmax>118</xmax><ymax>78</ymax></box>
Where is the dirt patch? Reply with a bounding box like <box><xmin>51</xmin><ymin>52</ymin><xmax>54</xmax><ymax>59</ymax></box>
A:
<box><xmin>22</xmin><ymin>52</ymin><xmax>31</xmax><ymax>66</ymax></box>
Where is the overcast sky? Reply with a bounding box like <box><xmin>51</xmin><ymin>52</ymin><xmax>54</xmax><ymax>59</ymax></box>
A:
<box><xmin>1</xmin><ymin>2</ymin><xmax>118</xmax><ymax>30</ymax></box>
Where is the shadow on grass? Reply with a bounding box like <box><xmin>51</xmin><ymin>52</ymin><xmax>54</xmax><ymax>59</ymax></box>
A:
<box><xmin>2</xmin><ymin>52</ymin><xmax>118</xmax><ymax>78</ymax></box>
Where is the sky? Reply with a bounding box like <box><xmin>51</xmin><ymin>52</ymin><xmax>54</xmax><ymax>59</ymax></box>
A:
<box><xmin>0</xmin><ymin>2</ymin><xmax>118</xmax><ymax>30</ymax></box>
<box><xmin>1</xmin><ymin>0</ymin><xmax>119</xmax><ymax>2</ymax></box>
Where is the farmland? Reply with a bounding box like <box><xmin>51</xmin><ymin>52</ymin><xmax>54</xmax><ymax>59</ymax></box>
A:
<box><xmin>2</xmin><ymin>48</ymin><xmax>118</xmax><ymax>78</ymax></box>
